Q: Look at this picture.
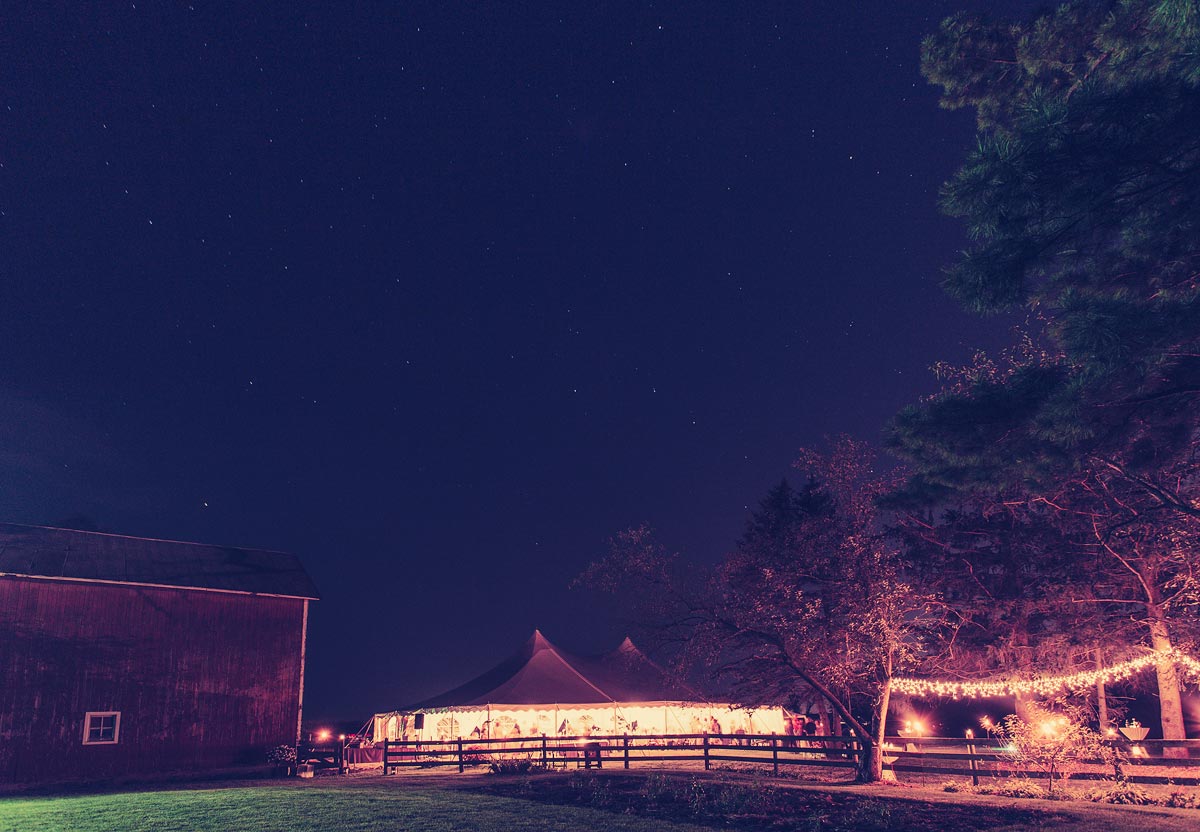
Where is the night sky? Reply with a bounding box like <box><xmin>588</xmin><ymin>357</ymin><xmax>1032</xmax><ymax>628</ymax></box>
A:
<box><xmin>3</xmin><ymin>1</ymin><xmax>1042</xmax><ymax>722</ymax></box>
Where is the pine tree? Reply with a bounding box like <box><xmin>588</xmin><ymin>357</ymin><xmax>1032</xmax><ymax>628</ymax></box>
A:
<box><xmin>737</xmin><ymin>478</ymin><xmax>831</xmax><ymax>556</ymax></box>
<box><xmin>889</xmin><ymin>0</ymin><xmax>1200</xmax><ymax>748</ymax></box>
<box><xmin>892</xmin><ymin>0</ymin><xmax>1200</xmax><ymax>507</ymax></box>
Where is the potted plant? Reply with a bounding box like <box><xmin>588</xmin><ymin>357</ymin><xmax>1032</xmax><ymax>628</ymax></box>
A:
<box><xmin>1119</xmin><ymin>719</ymin><xmax>1149</xmax><ymax>742</ymax></box>
<box><xmin>267</xmin><ymin>744</ymin><xmax>298</xmax><ymax>777</ymax></box>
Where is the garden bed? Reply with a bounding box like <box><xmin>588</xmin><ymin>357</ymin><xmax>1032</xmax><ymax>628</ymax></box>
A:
<box><xmin>472</xmin><ymin>769</ymin><xmax>1199</xmax><ymax>832</ymax></box>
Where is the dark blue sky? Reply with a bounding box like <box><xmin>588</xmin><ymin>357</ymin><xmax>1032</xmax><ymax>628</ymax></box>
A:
<box><xmin>2</xmin><ymin>1</ymin><xmax>1040</xmax><ymax>720</ymax></box>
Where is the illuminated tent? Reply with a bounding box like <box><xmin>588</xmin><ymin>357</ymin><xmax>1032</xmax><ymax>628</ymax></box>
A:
<box><xmin>373</xmin><ymin>630</ymin><xmax>787</xmax><ymax>741</ymax></box>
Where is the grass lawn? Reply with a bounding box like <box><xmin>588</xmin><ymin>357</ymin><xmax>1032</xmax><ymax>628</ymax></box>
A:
<box><xmin>2</xmin><ymin>773</ymin><xmax>1199</xmax><ymax>832</ymax></box>
<box><xmin>3</xmin><ymin>783</ymin><xmax>721</xmax><ymax>832</ymax></box>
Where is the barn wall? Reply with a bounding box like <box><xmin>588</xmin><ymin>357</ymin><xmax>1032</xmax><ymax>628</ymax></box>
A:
<box><xmin>0</xmin><ymin>576</ymin><xmax>306</xmax><ymax>784</ymax></box>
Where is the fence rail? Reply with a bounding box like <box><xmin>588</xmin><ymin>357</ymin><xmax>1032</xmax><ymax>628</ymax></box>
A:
<box><xmin>379</xmin><ymin>732</ymin><xmax>849</xmax><ymax>775</ymax></box>
<box><xmin>298</xmin><ymin>743</ymin><xmax>345</xmax><ymax>774</ymax></box>
<box><xmin>372</xmin><ymin>732</ymin><xmax>1200</xmax><ymax>785</ymax></box>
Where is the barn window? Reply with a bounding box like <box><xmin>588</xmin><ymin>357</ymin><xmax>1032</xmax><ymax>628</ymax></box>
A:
<box><xmin>83</xmin><ymin>712</ymin><xmax>121</xmax><ymax>745</ymax></box>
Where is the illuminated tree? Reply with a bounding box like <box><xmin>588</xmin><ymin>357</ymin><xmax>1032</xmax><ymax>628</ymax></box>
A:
<box><xmin>1019</xmin><ymin>463</ymin><xmax>1200</xmax><ymax>749</ymax></box>
<box><xmin>894</xmin><ymin>346</ymin><xmax>1200</xmax><ymax>747</ymax></box>
<box><xmin>896</xmin><ymin>496</ymin><xmax>1119</xmax><ymax>717</ymax></box>
<box><xmin>581</xmin><ymin>439</ymin><xmax>951</xmax><ymax>782</ymax></box>
<box><xmin>985</xmin><ymin>702</ymin><xmax>1114</xmax><ymax>794</ymax></box>
<box><xmin>889</xmin><ymin>0</ymin><xmax>1200</xmax><ymax>748</ymax></box>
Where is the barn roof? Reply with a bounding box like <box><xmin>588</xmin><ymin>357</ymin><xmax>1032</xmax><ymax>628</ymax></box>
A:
<box><xmin>403</xmin><ymin>630</ymin><xmax>698</xmax><ymax>709</ymax></box>
<box><xmin>0</xmin><ymin>522</ymin><xmax>319</xmax><ymax>599</ymax></box>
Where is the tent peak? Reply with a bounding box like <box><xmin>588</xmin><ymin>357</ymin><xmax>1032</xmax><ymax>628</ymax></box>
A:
<box><xmin>399</xmin><ymin>628</ymin><xmax>700</xmax><ymax>711</ymax></box>
<box><xmin>527</xmin><ymin>629</ymin><xmax>558</xmax><ymax>653</ymax></box>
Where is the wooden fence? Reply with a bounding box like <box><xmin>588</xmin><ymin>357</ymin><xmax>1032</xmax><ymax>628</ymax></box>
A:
<box><xmin>375</xmin><ymin>732</ymin><xmax>1200</xmax><ymax>785</ymax></box>
<box><xmin>887</xmin><ymin>736</ymin><xmax>1200</xmax><ymax>786</ymax></box>
<box><xmin>298</xmin><ymin>742</ymin><xmax>345</xmax><ymax>774</ymax></box>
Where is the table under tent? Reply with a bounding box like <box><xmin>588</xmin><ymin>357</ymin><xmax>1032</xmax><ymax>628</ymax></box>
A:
<box><xmin>372</xmin><ymin>629</ymin><xmax>788</xmax><ymax>743</ymax></box>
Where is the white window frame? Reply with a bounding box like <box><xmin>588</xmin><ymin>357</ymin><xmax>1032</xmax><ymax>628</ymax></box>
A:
<box><xmin>82</xmin><ymin>711</ymin><xmax>121</xmax><ymax>745</ymax></box>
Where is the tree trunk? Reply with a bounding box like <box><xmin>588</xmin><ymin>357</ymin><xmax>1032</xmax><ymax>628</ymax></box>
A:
<box><xmin>856</xmin><ymin>677</ymin><xmax>891</xmax><ymax>783</ymax></box>
<box><xmin>857</xmin><ymin>739</ymin><xmax>882</xmax><ymax>783</ymax></box>
<box><xmin>1012</xmin><ymin>628</ymin><xmax>1038</xmax><ymax>721</ymax></box>
<box><xmin>1147</xmin><ymin>612</ymin><xmax>1187</xmax><ymax>757</ymax></box>
<box><xmin>772</xmin><ymin>653</ymin><xmax>880</xmax><ymax>782</ymax></box>
<box><xmin>1095</xmin><ymin>649</ymin><xmax>1109</xmax><ymax>734</ymax></box>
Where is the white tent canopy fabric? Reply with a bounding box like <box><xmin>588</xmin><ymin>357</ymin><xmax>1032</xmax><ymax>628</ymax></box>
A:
<box><xmin>373</xmin><ymin>630</ymin><xmax>787</xmax><ymax>742</ymax></box>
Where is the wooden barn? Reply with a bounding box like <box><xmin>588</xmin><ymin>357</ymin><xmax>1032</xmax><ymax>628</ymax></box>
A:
<box><xmin>0</xmin><ymin>522</ymin><xmax>318</xmax><ymax>784</ymax></box>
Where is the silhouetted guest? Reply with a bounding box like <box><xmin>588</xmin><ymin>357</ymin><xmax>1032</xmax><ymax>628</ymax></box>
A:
<box><xmin>803</xmin><ymin>717</ymin><xmax>820</xmax><ymax>748</ymax></box>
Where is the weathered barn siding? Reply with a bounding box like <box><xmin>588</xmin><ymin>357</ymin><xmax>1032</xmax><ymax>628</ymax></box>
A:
<box><xmin>0</xmin><ymin>576</ymin><xmax>306</xmax><ymax>784</ymax></box>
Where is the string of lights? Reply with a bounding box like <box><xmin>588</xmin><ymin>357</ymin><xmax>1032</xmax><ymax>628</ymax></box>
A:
<box><xmin>892</xmin><ymin>649</ymin><xmax>1200</xmax><ymax>699</ymax></box>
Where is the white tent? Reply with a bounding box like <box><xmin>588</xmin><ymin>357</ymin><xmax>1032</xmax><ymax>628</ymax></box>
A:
<box><xmin>373</xmin><ymin>630</ymin><xmax>787</xmax><ymax>742</ymax></box>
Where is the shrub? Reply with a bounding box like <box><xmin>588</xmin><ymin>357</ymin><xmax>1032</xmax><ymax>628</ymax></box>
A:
<box><xmin>984</xmin><ymin>702</ymin><xmax>1112</xmax><ymax>795</ymax></box>
<box><xmin>976</xmin><ymin>779</ymin><xmax>1055</xmax><ymax>800</ymax></box>
<box><xmin>1083</xmin><ymin>782</ymin><xmax>1154</xmax><ymax>805</ymax></box>
<box><xmin>1079</xmin><ymin>785</ymin><xmax>1200</xmax><ymax>808</ymax></box>
<box><xmin>633</xmin><ymin>773</ymin><xmax>787</xmax><ymax>821</ymax></box>
<box><xmin>1163</xmin><ymin>791</ymin><xmax>1200</xmax><ymax>809</ymax></box>
<box><xmin>487</xmin><ymin>759</ymin><xmax>547</xmax><ymax>775</ymax></box>
<box><xmin>639</xmin><ymin>772</ymin><xmax>673</xmax><ymax>804</ymax></box>
<box><xmin>266</xmin><ymin>744</ymin><xmax>297</xmax><ymax>765</ymax></box>
<box><xmin>713</xmin><ymin>781</ymin><xmax>780</xmax><ymax>819</ymax></box>
<box><xmin>566</xmin><ymin>772</ymin><xmax>613</xmax><ymax>807</ymax></box>
<box><xmin>941</xmin><ymin>780</ymin><xmax>962</xmax><ymax>793</ymax></box>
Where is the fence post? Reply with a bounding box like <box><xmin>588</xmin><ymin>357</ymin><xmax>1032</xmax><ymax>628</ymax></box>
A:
<box><xmin>541</xmin><ymin>735</ymin><xmax>548</xmax><ymax>768</ymax></box>
<box><xmin>624</xmin><ymin>734</ymin><xmax>630</xmax><ymax>769</ymax></box>
<box><xmin>337</xmin><ymin>741</ymin><xmax>345</xmax><ymax>775</ymax></box>
<box><xmin>966</xmin><ymin>729</ymin><xmax>978</xmax><ymax>787</ymax></box>
<box><xmin>771</xmin><ymin>734</ymin><xmax>779</xmax><ymax>777</ymax></box>
<box><xmin>703</xmin><ymin>732</ymin><xmax>710</xmax><ymax>770</ymax></box>
<box><xmin>382</xmin><ymin>738</ymin><xmax>389</xmax><ymax>775</ymax></box>
<box><xmin>458</xmin><ymin>737</ymin><xmax>464</xmax><ymax>773</ymax></box>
